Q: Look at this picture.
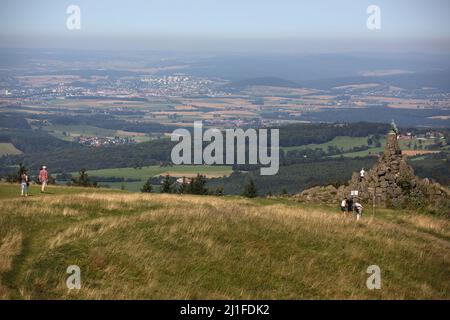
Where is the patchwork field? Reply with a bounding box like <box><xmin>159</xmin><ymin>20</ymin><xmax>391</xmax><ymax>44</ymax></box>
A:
<box><xmin>335</xmin><ymin>147</ymin><xmax>385</xmax><ymax>158</ymax></box>
<box><xmin>43</xmin><ymin>124</ymin><xmax>117</xmax><ymax>140</ymax></box>
<box><xmin>282</xmin><ymin>136</ymin><xmax>371</xmax><ymax>153</ymax></box>
<box><xmin>81</xmin><ymin>165</ymin><xmax>232</xmax><ymax>179</ymax></box>
<box><xmin>68</xmin><ymin>165</ymin><xmax>233</xmax><ymax>191</ymax></box>
<box><xmin>283</xmin><ymin>135</ymin><xmax>444</xmax><ymax>159</ymax></box>
<box><xmin>0</xmin><ymin>183</ymin><xmax>448</xmax><ymax>299</ymax></box>
<box><xmin>40</xmin><ymin>124</ymin><xmax>152</xmax><ymax>143</ymax></box>
<box><xmin>0</xmin><ymin>143</ymin><xmax>23</xmax><ymax>157</ymax></box>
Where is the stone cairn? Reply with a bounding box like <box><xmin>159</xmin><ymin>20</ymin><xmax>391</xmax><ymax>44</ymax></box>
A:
<box><xmin>339</xmin><ymin>131</ymin><xmax>416</xmax><ymax>207</ymax></box>
<box><xmin>297</xmin><ymin>123</ymin><xmax>449</xmax><ymax>209</ymax></box>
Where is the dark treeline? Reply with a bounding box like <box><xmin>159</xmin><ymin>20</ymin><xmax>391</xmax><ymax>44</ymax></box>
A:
<box><xmin>219</xmin><ymin>154</ymin><xmax>450</xmax><ymax>195</ymax></box>
<box><xmin>0</xmin><ymin>113</ymin><xmax>32</xmax><ymax>129</ymax></box>
<box><xmin>2</xmin><ymin>120</ymin><xmax>448</xmax><ymax>192</ymax></box>
<box><xmin>208</xmin><ymin>158</ymin><xmax>378</xmax><ymax>195</ymax></box>
<box><xmin>36</xmin><ymin>114</ymin><xmax>176</xmax><ymax>134</ymax></box>
<box><xmin>300</xmin><ymin>106</ymin><xmax>450</xmax><ymax>127</ymax></box>
<box><xmin>55</xmin><ymin>173</ymin><xmax>141</xmax><ymax>183</ymax></box>
<box><xmin>413</xmin><ymin>153</ymin><xmax>450</xmax><ymax>186</ymax></box>
<box><xmin>277</xmin><ymin>122</ymin><xmax>389</xmax><ymax>147</ymax></box>
<box><xmin>0</xmin><ymin>129</ymin><xmax>80</xmax><ymax>153</ymax></box>
<box><xmin>153</xmin><ymin>174</ymin><xmax>223</xmax><ymax>196</ymax></box>
<box><xmin>0</xmin><ymin>138</ymin><xmax>175</xmax><ymax>175</ymax></box>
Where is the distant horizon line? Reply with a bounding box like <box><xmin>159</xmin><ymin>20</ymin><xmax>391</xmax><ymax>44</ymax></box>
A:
<box><xmin>1</xmin><ymin>46</ymin><xmax>450</xmax><ymax>56</ymax></box>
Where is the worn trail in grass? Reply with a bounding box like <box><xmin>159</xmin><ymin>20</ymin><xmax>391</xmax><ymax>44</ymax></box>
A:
<box><xmin>0</xmin><ymin>184</ymin><xmax>449</xmax><ymax>299</ymax></box>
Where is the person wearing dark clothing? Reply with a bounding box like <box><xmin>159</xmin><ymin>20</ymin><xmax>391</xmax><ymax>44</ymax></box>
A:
<box><xmin>347</xmin><ymin>197</ymin><xmax>354</xmax><ymax>214</ymax></box>
<box><xmin>20</xmin><ymin>171</ymin><xmax>29</xmax><ymax>197</ymax></box>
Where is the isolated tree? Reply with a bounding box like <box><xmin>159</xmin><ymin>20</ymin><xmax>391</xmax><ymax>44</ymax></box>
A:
<box><xmin>242</xmin><ymin>178</ymin><xmax>258</xmax><ymax>198</ymax></box>
<box><xmin>445</xmin><ymin>132</ymin><xmax>450</xmax><ymax>146</ymax></box>
<box><xmin>6</xmin><ymin>163</ymin><xmax>26</xmax><ymax>183</ymax></box>
<box><xmin>71</xmin><ymin>169</ymin><xmax>96</xmax><ymax>187</ymax></box>
<box><xmin>18</xmin><ymin>163</ymin><xmax>26</xmax><ymax>175</ymax></box>
<box><xmin>214</xmin><ymin>185</ymin><xmax>224</xmax><ymax>196</ymax></box>
<box><xmin>141</xmin><ymin>179</ymin><xmax>153</xmax><ymax>193</ymax></box>
<box><xmin>373</xmin><ymin>135</ymin><xmax>381</xmax><ymax>147</ymax></box>
<box><xmin>188</xmin><ymin>174</ymin><xmax>208</xmax><ymax>195</ymax></box>
<box><xmin>160</xmin><ymin>174</ymin><xmax>173</xmax><ymax>193</ymax></box>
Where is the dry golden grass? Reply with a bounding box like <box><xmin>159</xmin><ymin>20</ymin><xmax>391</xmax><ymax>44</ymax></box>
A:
<box><xmin>0</xmin><ymin>230</ymin><xmax>23</xmax><ymax>299</ymax></box>
<box><xmin>397</xmin><ymin>215</ymin><xmax>450</xmax><ymax>240</ymax></box>
<box><xmin>0</xmin><ymin>191</ymin><xmax>449</xmax><ymax>299</ymax></box>
<box><xmin>401</xmin><ymin>150</ymin><xmax>441</xmax><ymax>156</ymax></box>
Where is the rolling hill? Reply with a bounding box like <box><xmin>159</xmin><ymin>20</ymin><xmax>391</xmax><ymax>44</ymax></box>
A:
<box><xmin>0</xmin><ymin>183</ymin><xmax>448</xmax><ymax>299</ymax></box>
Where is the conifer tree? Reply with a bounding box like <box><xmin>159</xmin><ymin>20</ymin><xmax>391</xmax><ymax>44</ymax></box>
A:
<box><xmin>141</xmin><ymin>179</ymin><xmax>153</xmax><ymax>193</ymax></box>
<box><xmin>160</xmin><ymin>174</ymin><xmax>173</xmax><ymax>193</ymax></box>
<box><xmin>242</xmin><ymin>178</ymin><xmax>258</xmax><ymax>198</ymax></box>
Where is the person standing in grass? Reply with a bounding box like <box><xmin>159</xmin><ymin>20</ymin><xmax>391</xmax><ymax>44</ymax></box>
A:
<box><xmin>20</xmin><ymin>170</ymin><xmax>29</xmax><ymax>197</ymax></box>
<box><xmin>354</xmin><ymin>202</ymin><xmax>363</xmax><ymax>221</ymax></box>
<box><xmin>347</xmin><ymin>197</ymin><xmax>354</xmax><ymax>215</ymax></box>
<box><xmin>39</xmin><ymin>166</ymin><xmax>49</xmax><ymax>193</ymax></box>
<box><xmin>340</xmin><ymin>198</ymin><xmax>348</xmax><ymax>214</ymax></box>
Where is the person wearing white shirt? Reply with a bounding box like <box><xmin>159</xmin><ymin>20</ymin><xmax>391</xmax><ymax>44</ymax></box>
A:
<box><xmin>354</xmin><ymin>202</ymin><xmax>363</xmax><ymax>220</ymax></box>
<box><xmin>340</xmin><ymin>198</ymin><xmax>347</xmax><ymax>214</ymax></box>
<box><xmin>359</xmin><ymin>168</ymin><xmax>365</xmax><ymax>182</ymax></box>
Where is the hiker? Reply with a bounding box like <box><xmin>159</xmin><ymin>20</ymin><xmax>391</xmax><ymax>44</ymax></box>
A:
<box><xmin>347</xmin><ymin>197</ymin><xmax>354</xmax><ymax>214</ymax></box>
<box><xmin>354</xmin><ymin>202</ymin><xmax>363</xmax><ymax>221</ymax></box>
<box><xmin>340</xmin><ymin>198</ymin><xmax>348</xmax><ymax>214</ymax></box>
<box><xmin>39</xmin><ymin>166</ymin><xmax>49</xmax><ymax>193</ymax></box>
<box><xmin>20</xmin><ymin>170</ymin><xmax>29</xmax><ymax>197</ymax></box>
<box><xmin>359</xmin><ymin>168</ymin><xmax>365</xmax><ymax>182</ymax></box>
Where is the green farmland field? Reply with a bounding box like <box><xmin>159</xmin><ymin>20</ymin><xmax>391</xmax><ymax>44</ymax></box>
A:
<box><xmin>68</xmin><ymin>165</ymin><xmax>233</xmax><ymax>191</ymax></box>
<box><xmin>282</xmin><ymin>136</ymin><xmax>372</xmax><ymax>153</ymax></box>
<box><xmin>0</xmin><ymin>143</ymin><xmax>23</xmax><ymax>157</ymax></box>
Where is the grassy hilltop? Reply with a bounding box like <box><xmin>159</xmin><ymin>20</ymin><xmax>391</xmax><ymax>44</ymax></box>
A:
<box><xmin>0</xmin><ymin>183</ymin><xmax>449</xmax><ymax>299</ymax></box>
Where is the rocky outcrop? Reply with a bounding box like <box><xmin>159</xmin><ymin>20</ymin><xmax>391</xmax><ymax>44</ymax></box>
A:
<box><xmin>295</xmin><ymin>185</ymin><xmax>338</xmax><ymax>205</ymax></box>
<box><xmin>338</xmin><ymin>133</ymin><xmax>417</xmax><ymax>207</ymax></box>
<box><xmin>297</xmin><ymin>130</ymin><xmax>450</xmax><ymax>210</ymax></box>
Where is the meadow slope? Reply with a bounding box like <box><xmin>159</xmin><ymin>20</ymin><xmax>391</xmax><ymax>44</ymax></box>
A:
<box><xmin>0</xmin><ymin>184</ymin><xmax>449</xmax><ymax>299</ymax></box>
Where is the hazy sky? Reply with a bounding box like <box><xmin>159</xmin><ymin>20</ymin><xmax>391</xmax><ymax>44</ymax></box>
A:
<box><xmin>1</xmin><ymin>0</ymin><xmax>450</xmax><ymax>52</ymax></box>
